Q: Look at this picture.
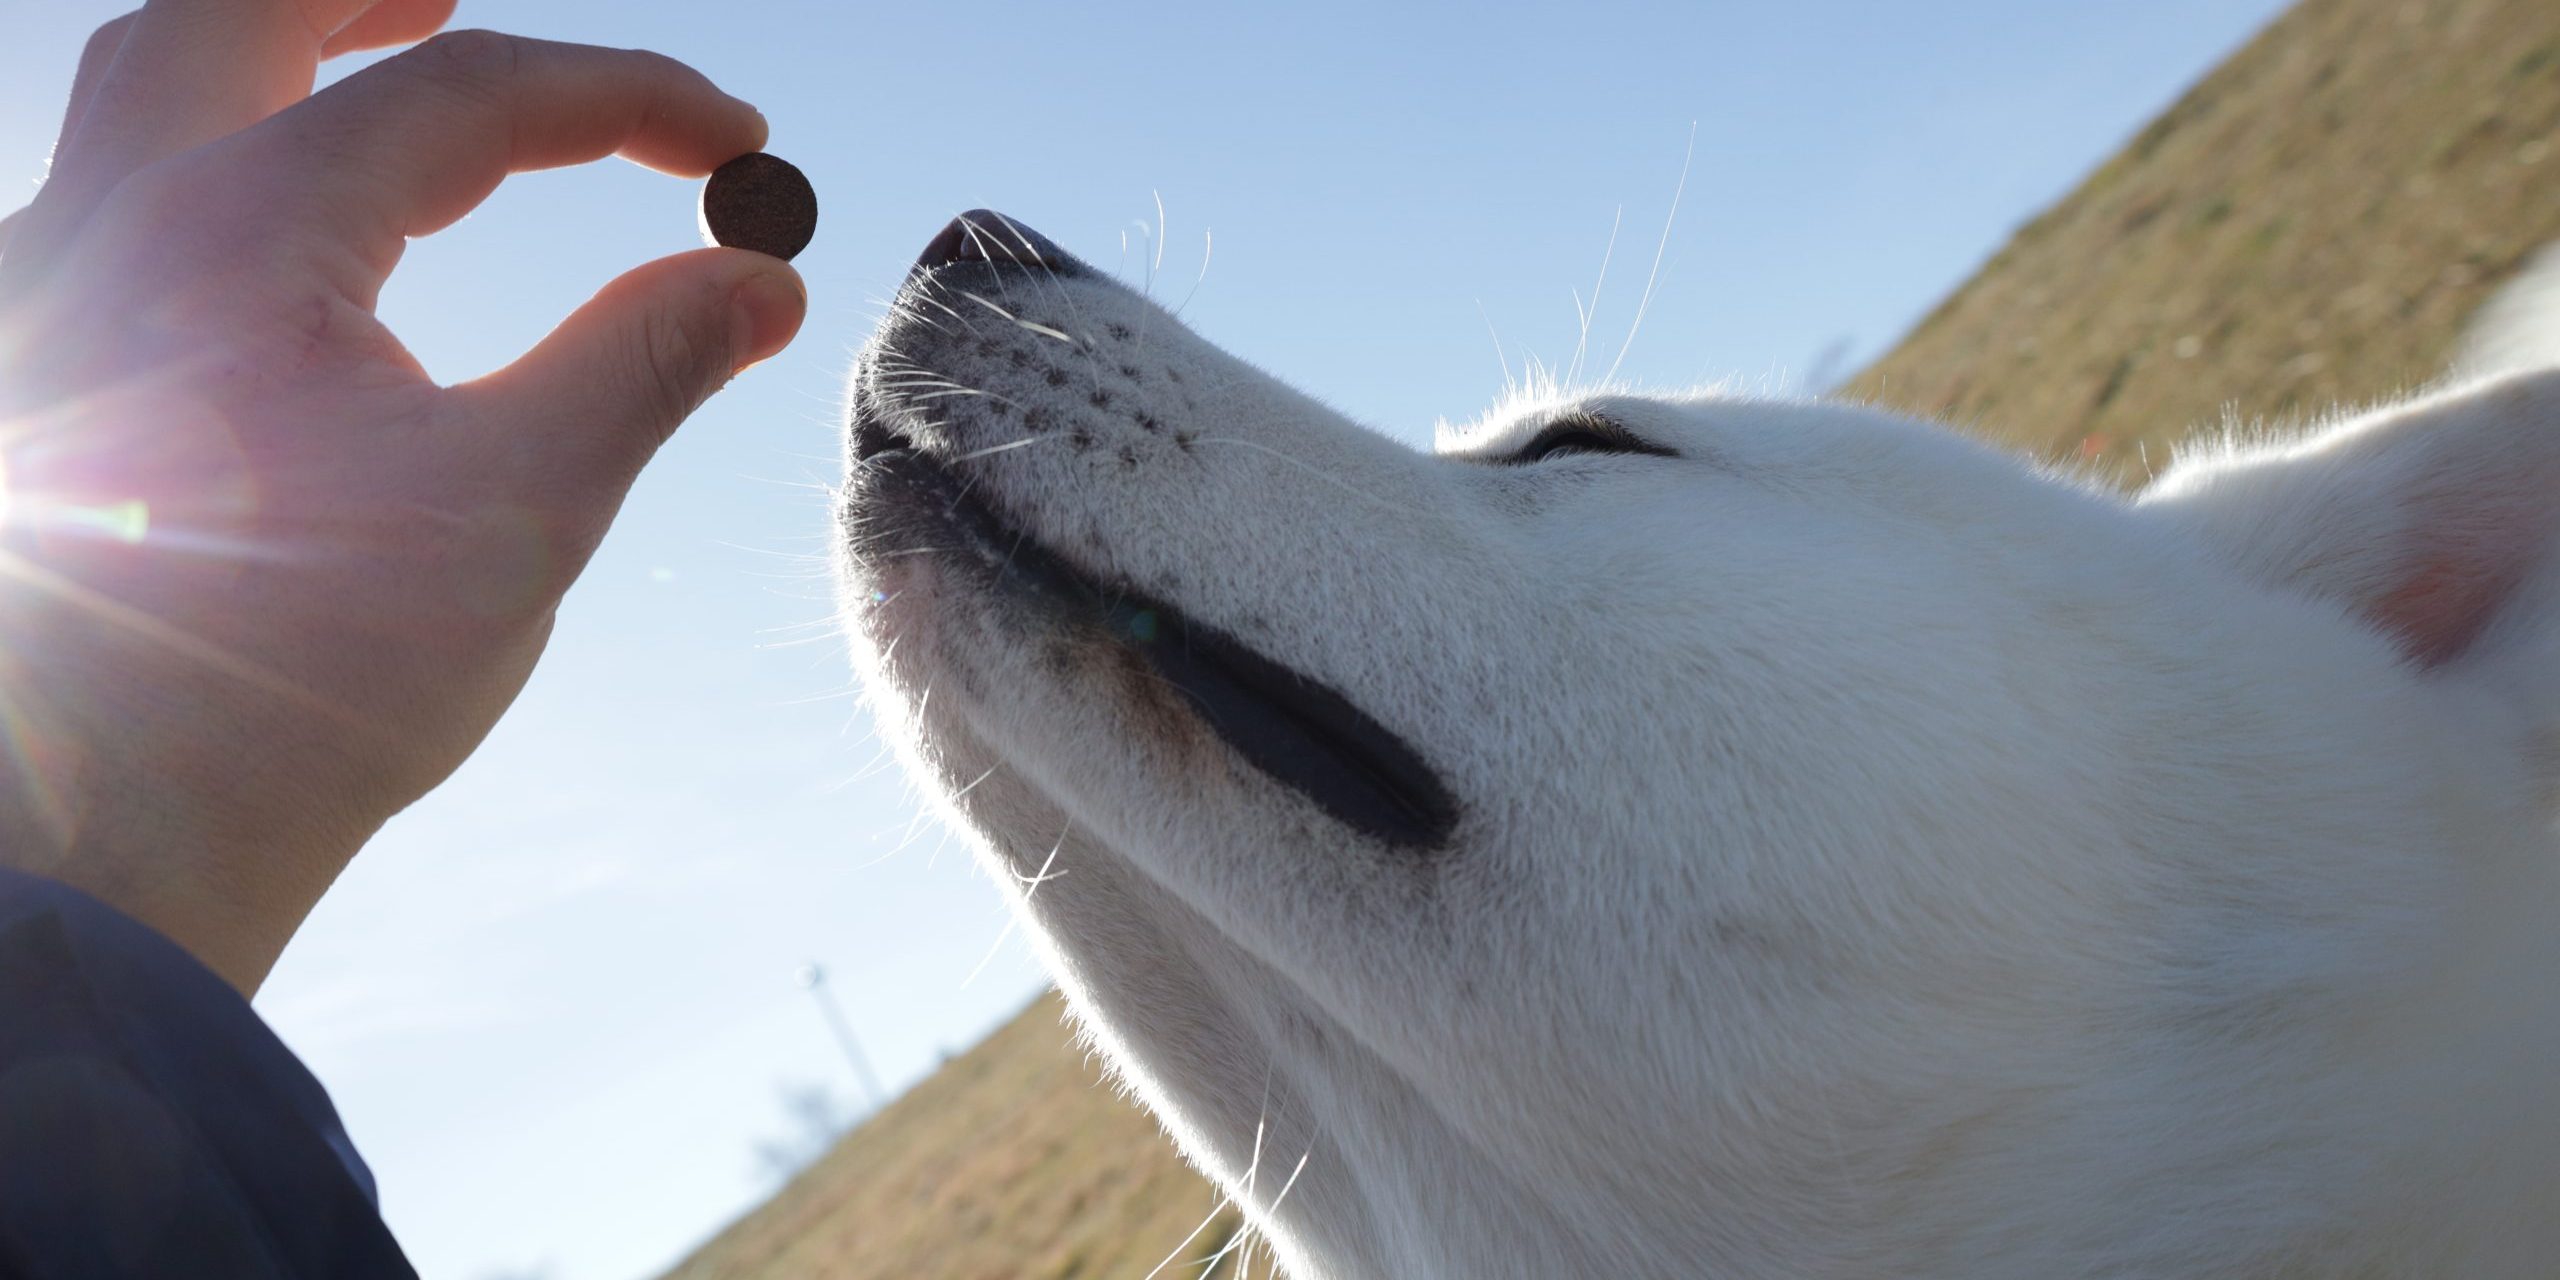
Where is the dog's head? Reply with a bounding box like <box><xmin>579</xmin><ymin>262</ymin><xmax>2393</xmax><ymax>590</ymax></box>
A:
<box><xmin>841</xmin><ymin>214</ymin><xmax>2560</xmax><ymax>1276</ymax></box>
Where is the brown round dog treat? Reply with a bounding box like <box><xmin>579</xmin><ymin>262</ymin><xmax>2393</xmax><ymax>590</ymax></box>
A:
<box><xmin>700</xmin><ymin>152</ymin><xmax>818</xmax><ymax>262</ymax></box>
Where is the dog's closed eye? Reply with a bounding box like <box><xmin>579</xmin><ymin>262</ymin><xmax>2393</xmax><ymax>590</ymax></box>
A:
<box><xmin>1507</xmin><ymin>415</ymin><xmax>1679</xmax><ymax>464</ymax></box>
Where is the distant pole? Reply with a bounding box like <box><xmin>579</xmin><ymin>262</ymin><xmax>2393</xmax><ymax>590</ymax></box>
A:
<box><xmin>798</xmin><ymin>963</ymin><xmax>886</xmax><ymax>1110</ymax></box>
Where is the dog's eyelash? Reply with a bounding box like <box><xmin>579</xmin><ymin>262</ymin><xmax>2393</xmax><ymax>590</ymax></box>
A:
<box><xmin>1504</xmin><ymin>416</ymin><xmax>1679</xmax><ymax>465</ymax></box>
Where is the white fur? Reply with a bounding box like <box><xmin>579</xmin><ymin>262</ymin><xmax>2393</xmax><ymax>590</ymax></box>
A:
<box><xmin>838</xmin><ymin>233</ymin><xmax>2560</xmax><ymax>1278</ymax></box>
<box><xmin>2455</xmin><ymin>244</ymin><xmax>2560</xmax><ymax>382</ymax></box>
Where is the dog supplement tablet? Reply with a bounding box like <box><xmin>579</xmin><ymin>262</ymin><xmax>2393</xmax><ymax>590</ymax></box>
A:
<box><xmin>700</xmin><ymin>152</ymin><xmax>818</xmax><ymax>262</ymax></box>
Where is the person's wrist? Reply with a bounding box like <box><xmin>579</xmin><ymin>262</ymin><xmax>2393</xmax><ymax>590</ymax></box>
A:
<box><xmin>0</xmin><ymin>714</ymin><xmax>374</xmax><ymax>994</ymax></box>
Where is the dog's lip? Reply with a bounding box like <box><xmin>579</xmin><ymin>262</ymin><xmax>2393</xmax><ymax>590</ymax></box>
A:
<box><xmin>850</xmin><ymin>411</ymin><xmax>1459</xmax><ymax>851</ymax></box>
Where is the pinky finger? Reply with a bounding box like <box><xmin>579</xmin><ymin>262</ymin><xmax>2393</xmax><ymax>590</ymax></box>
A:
<box><xmin>51</xmin><ymin>13</ymin><xmax>139</xmax><ymax>167</ymax></box>
<box><xmin>0</xmin><ymin>14</ymin><xmax>130</xmax><ymax>293</ymax></box>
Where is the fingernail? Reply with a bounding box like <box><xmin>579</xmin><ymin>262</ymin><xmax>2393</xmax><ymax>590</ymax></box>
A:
<box><xmin>730</xmin><ymin>269</ymin><xmax>806</xmax><ymax>372</ymax></box>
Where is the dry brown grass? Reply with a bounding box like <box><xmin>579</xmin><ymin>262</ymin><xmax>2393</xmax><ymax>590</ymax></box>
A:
<box><xmin>658</xmin><ymin>991</ymin><xmax>1255</xmax><ymax>1280</ymax></box>
<box><xmin>664</xmin><ymin>1</ymin><xmax>2560</xmax><ymax>1275</ymax></box>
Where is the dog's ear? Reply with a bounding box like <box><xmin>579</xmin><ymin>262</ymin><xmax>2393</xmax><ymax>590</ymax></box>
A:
<box><xmin>2140</xmin><ymin>370</ymin><xmax>2560</xmax><ymax>669</ymax></box>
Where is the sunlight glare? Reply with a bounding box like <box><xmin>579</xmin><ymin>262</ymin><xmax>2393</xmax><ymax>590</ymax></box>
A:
<box><xmin>91</xmin><ymin>499</ymin><xmax>148</xmax><ymax>545</ymax></box>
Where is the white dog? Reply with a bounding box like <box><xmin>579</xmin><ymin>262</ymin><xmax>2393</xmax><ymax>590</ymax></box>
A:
<box><xmin>838</xmin><ymin>213</ymin><xmax>2560</xmax><ymax>1278</ymax></box>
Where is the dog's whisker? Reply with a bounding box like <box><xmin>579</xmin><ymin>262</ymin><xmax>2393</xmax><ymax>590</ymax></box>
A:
<box><xmin>1171</xmin><ymin>227</ymin><xmax>1214</xmax><ymax>318</ymax></box>
<box><xmin>1476</xmin><ymin>298</ymin><xmax>1515</xmax><ymax>395</ymax></box>
<box><xmin>964</xmin><ymin>820</ymin><xmax>1070</xmax><ymax>988</ymax></box>
<box><xmin>951</xmin><ymin>434</ymin><xmax>1062</xmax><ymax>463</ymax></box>
<box><xmin>911</xmin><ymin>291</ymin><xmax>979</xmax><ymax>331</ymax></box>
<box><xmin>985</xmin><ymin>209</ymin><xmax>1109</xmax><ymax>389</ymax></box>
<box><xmin>1565</xmin><ymin>204</ymin><xmax>1624</xmax><ymax>390</ymax></box>
<box><xmin>946</xmin><ymin>763</ymin><xmax>1001</xmax><ymax>805</ymax></box>
<box><xmin>1141</xmin><ymin>1193</ymin><xmax>1241</xmax><ymax>1280</ymax></box>
<box><xmin>953</xmin><ymin>216</ymin><xmax>1021</xmax><ymax>308</ymax></box>
<box><xmin>1150</xmin><ymin>189</ymin><xmax>1169</xmax><ymax>291</ymax></box>
<box><xmin>956</xmin><ymin>289</ymin><xmax>1022</xmax><ymax>323</ymax></box>
<box><xmin>1012</xmin><ymin>317</ymin><xmax>1077</xmax><ymax>345</ymax></box>
<box><xmin>1599</xmin><ymin>121</ymin><xmax>1696</xmax><ymax>388</ymax></box>
<box><xmin>1010</xmin><ymin>831</ymin><xmax>1068</xmax><ymax>890</ymax></box>
<box><xmin>1185</xmin><ymin>436</ymin><xmax>1407</xmax><ymax>511</ymax></box>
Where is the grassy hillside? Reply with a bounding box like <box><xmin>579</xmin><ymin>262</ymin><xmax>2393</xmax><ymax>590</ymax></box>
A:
<box><xmin>663</xmin><ymin>0</ymin><xmax>2560</xmax><ymax>1275</ymax></box>
<box><xmin>657</xmin><ymin>990</ymin><xmax>1252</xmax><ymax>1280</ymax></box>
<box><xmin>1846</xmin><ymin>0</ymin><xmax>2560</xmax><ymax>482</ymax></box>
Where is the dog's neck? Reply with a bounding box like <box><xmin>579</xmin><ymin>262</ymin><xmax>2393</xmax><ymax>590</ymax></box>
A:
<box><xmin>2042</xmin><ymin>689</ymin><xmax>2560</xmax><ymax>1279</ymax></box>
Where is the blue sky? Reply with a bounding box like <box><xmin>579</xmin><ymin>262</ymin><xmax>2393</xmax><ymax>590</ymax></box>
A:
<box><xmin>2</xmin><ymin>2</ymin><xmax>2293</xmax><ymax>1277</ymax></box>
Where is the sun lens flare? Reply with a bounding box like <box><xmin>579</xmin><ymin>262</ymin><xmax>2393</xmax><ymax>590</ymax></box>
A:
<box><xmin>74</xmin><ymin>499</ymin><xmax>148</xmax><ymax>545</ymax></box>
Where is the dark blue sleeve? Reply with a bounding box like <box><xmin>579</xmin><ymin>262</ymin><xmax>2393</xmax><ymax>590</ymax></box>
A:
<box><xmin>0</xmin><ymin>866</ymin><xmax>415</xmax><ymax>1279</ymax></box>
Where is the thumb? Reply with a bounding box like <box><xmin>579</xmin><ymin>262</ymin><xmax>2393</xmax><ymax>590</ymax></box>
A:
<box><xmin>462</xmin><ymin>246</ymin><xmax>805</xmax><ymax>485</ymax></box>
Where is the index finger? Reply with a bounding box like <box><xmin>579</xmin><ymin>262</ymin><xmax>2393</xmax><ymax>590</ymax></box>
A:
<box><xmin>51</xmin><ymin>0</ymin><xmax>451</xmax><ymax>199</ymax></box>
<box><xmin>234</xmin><ymin>30</ymin><xmax>767</xmax><ymax>277</ymax></box>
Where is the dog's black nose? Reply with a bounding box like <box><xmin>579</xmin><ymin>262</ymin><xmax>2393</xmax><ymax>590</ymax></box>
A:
<box><xmin>914</xmin><ymin>209</ymin><xmax>1069</xmax><ymax>272</ymax></box>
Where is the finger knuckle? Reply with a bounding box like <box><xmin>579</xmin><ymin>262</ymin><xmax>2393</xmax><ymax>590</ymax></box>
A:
<box><xmin>107</xmin><ymin>161</ymin><xmax>239</xmax><ymax>237</ymax></box>
<box><xmin>100</xmin><ymin>165</ymin><xmax>187</xmax><ymax>224</ymax></box>
<box><xmin>89</xmin><ymin>158</ymin><xmax>289</xmax><ymax>286</ymax></box>
<box><xmin>628</xmin><ymin>306</ymin><xmax>723</xmax><ymax>430</ymax></box>
<box><xmin>406</xmin><ymin>27</ymin><xmax>521</xmax><ymax>90</ymax></box>
<box><xmin>84</xmin><ymin>13</ymin><xmax>137</xmax><ymax>63</ymax></box>
<box><xmin>624</xmin><ymin>47</ymin><xmax>698</xmax><ymax>86</ymax></box>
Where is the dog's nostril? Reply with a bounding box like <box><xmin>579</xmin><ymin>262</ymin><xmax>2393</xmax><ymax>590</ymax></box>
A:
<box><xmin>914</xmin><ymin>217</ymin><xmax>977</xmax><ymax>270</ymax></box>
<box><xmin>912</xmin><ymin>209</ymin><xmax>1070</xmax><ymax>273</ymax></box>
<box><xmin>852</xmin><ymin>418</ymin><xmax>914</xmax><ymax>462</ymax></box>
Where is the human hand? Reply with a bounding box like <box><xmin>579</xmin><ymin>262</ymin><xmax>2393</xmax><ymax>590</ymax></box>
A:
<box><xmin>0</xmin><ymin>1</ymin><xmax>807</xmax><ymax>993</ymax></box>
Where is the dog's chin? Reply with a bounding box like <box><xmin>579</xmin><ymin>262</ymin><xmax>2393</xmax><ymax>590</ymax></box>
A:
<box><xmin>842</xmin><ymin>409</ymin><xmax>1459</xmax><ymax>853</ymax></box>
